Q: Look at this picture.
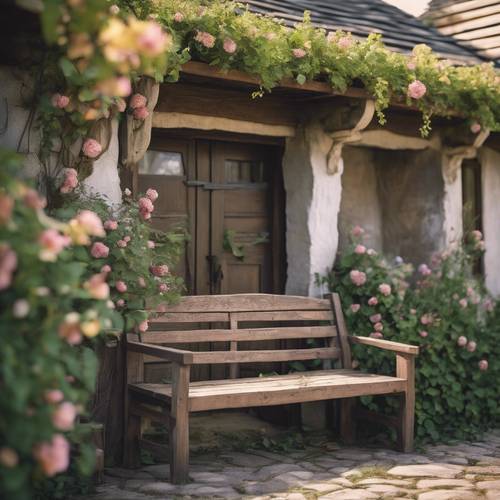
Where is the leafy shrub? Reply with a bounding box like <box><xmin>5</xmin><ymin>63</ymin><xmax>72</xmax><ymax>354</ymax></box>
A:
<box><xmin>55</xmin><ymin>186</ymin><xmax>185</xmax><ymax>334</ymax></box>
<box><xmin>0</xmin><ymin>150</ymin><xmax>123</xmax><ymax>500</ymax></box>
<box><xmin>317</xmin><ymin>226</ymin><xmax>500</xmax><ymax>443</ymax></box>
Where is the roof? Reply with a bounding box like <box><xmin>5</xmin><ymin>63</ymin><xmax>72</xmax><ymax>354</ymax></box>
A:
<box><xmin>423</xmin><ymin>0</ymin><xmax>500</xmax><ymax>61</ymax></box>
<box><xmin>241</xmin><ymin>0</ymin><xmax>484</xmax><ymax>64</ymax></box>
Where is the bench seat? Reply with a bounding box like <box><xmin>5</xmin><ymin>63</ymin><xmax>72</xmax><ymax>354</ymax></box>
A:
<box><xmin>130</xmin><ymin>370</ymin><xmax>407</xmax><ymax>412</ymax></box>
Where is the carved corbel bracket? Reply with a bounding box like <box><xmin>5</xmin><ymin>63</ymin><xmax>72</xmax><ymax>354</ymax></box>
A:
<box><xmin>120</xmin><ymin>76</ymin><xmax>160</xmax><ymax>169</ymax></box>
<box><xmin>442</xmin><ymin>129</ymin><xmax>490</xmax><ymax>184</ymax></box>
<box><xmin>321</xmin><ymin>99</ymin><xmax>375</xmax><ymax>175</ymax></box>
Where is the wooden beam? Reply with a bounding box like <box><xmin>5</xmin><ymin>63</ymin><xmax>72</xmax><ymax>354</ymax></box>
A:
<box><xmin>349</xmin><ymin>336</ymin><xmax>419</xmax><ymax>355</ymax></box>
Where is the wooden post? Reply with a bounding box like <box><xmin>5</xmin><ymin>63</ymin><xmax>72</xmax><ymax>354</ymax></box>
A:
<box><xmin>229</xmin><ymin>314</ymin><xmax>239</xmax><ymax>379</ymax></box>
<box><xmin>169</xmin><ymin>363</ymin><xmax>191</xmax><ymax>484</ymax></box>
<box><xmin>396</xmin><ymin>353</ymin><xmax>415</xmax><ymax>452</ymax></box>
<box><xmin>123</xmin><ymin>346</ymin><xmax>144</xmax><ymax>468</ymax></box>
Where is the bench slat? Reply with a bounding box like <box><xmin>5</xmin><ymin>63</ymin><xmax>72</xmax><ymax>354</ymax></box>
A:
<box><xmin>149</xmin><ymin>312</ymin><xmax>229</xmax><ymax>323</ymax></box>
<box><xmin>154</xmin><ymin>294</ymin><xmax>330</xmax><ymax>313</ymax></box>
<box><xmin>129</xmin><ymin>369</ymin><xmax>406</xmax><ymax>411</ymax></box>
<box><xmin>231</xmin><ymin>310</ymin><xmax>334</xmax><ymax>322</ymax></box>
<box><xmin>190</xmin><ymin>347</ymin><xmax>340</xmax><ymax>364</ymax></box>
<box><xmin>140</xmin><ymin>326</ymin><xmax>336</xmax><ymax>344</ymax></box>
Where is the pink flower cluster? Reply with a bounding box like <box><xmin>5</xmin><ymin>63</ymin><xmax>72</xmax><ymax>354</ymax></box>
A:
<box><xmin>38</xmin><ymin>229</ymin><xmax>71</xmax><ymax>262</ymax></box>
<box><xmin>84</xmin><ymin>273</ymin><xmax>110</xmax><ymax>300</ymax></box>
<box><xmin>52</xmin><ymin>402</ymin><xmax>77</xmax><ymax>431</ymax></box>
<box><xmin>130</xmin><ymin>93</ymin><xmax>149</xmax><ymax>120</ymax></box>
<box><xmin>292</xmin><ymin>48</ymin><xmax>306</xmax><ymax>58</ymax></box>
<box><xmin>173</xmin><ymin>12</ymin><xmax>184</xmax><ymax>22</ymax></box>
<box><xmin>51</xmin><ymin>93</ymin><xmax>70</xmax><ymax>109</ymax></box>
<box><xmin>82</xmin><ymin>138</ymin><xmax>102</xmax><ymax>159</ymax></box>
<box><xmin>378</xmin><ymin>283</ymin><xmax>391</xmax><ymax>296</ymax></box>
<box><xmin>90</xmin><ymin>242</ymin><xmax>110</xmax><ymax>259</ymax></box>
<box><xmin>0</xmin><ymin>244</ymin><xmax>17</xmax><ymax>291</ymax></box>
<box><xmin>354</xmin><ymin>244</ymin><xmax>366</xmax><ymax>255</ymax></box>
<box><xmin>150</xmin><ymin>264</ymin><xmax>169</xmax><ymax>277</ymax></box>
<box><xmin>116</xmin><ymin>280</ymin><xmax>127</xmax><ymax>293</ymax></box>
<box><xmin>60</xmin><ymin>168</ymin><xmax>78</xmax><ymax>194</ymax></box>
<box><xmin>0</xmin><ymin>193</ymin><xmax>14</xmax><ymax>225</ymax></box>
<box><xmin>195</xmin><ymin>31</ymin><xmax>216</xmax><ymax>48</ymax></box>
<box><xmin>418</xmin><ymin>263</ymin><xmax>431</xmax><ymax>276</ymax></box>
<box><xmin>33</xmin><ymin>434</ymin><xmax>70</xmax><ymax>477</ymax></box>
<box><xmin>137</xmin><ymin>22</ymin><xmax>169</xmax><ymax>57</ymax></box>
<box><xmin>104</xmin><ymin>219</ymin><xmax>118</xmax><ymax>231</ymax></box>
<box><xmin>223</xmin><ymin>38</ymin><xmax>237</xmax><ymax>54</ymax></box>
<box><xmin>407</xmin><ymin>80</ymin><xmax>427</xmax><ymax>100</ymax></box>
<box><xmin>350</xmin><ymin>269</ymin><xmax>366</xmax><ymax>287</ymax></box>
<box><xmin>138</xmin><ymin>188</ymin><xmax>158</xmax><ymax>220</ymax></box>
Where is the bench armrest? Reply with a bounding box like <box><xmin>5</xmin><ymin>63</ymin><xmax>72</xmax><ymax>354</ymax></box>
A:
<box><xmin>349</xmin><ymin>336</ymin><xmax>419</xmax><ymax>356</ymax></box>
<box><xmin>127</xmin><ymin>341</ymin><xmax>194</xmax><ymax>365</ymax></box>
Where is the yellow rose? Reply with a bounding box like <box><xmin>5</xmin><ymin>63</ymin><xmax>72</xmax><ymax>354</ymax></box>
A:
<box><xmin>81</xmin><ymin>319</ymin><xmax>101</xmax><ymax>338</ymax></box>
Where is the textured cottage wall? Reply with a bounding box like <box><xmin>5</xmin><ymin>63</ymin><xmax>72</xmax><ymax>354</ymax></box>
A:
<box><xmin>338</xmin><ymin>146</ymin><xmax>383</xmax><ymax>253</ymax></box>
<box><xmin>374</xmin><ymin>148</ymin><xmax>445</xmax><ymax>265</ymax></box>
<box><xmin>0</xmin><ymin>66</ymin><xmax>121</xmax><ymax>204</ymax></box>
<box><xmin>480</xmin><ymin>147</ymin><xmax>500</xmax><ymax>296</ymax></box>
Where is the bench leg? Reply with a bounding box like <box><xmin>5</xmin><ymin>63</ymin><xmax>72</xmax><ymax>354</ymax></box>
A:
<box><xmin>123</xmin><ymin>411</ymin><xmax>141</xmax><ymax>468</ymax></box>
<box><xmin>397</xmin><ymin>354</ymin><xmax>415</xmax><ymax>452</ymax></box>
<box><xmin>169</xmin><ymin>363</ymin><xmax>190</xmax><ymax>484</ymax></box>
<box><xmin>339</xmin><ymin>398</ymin><xmax>355</xmax><ymax>445</ymax></box>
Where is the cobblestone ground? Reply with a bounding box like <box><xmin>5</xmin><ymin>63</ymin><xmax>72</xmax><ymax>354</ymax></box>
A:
<box><xmin>87</xmin><ymin>430</ymin><xmax>500</xmax><ymax>499</ymax></box>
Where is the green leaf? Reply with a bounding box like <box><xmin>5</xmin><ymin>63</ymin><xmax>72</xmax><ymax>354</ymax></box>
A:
<box><xmin>296</xmin><ymin>74</ymin><xmax>306</xmax><ymax>85</ymax></box>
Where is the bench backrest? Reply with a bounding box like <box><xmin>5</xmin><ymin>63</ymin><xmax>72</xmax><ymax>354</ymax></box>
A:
<box><xmin>134</xmin><ymin>293</ymin><xmax>352</xmax><ymax>376</ymax></box>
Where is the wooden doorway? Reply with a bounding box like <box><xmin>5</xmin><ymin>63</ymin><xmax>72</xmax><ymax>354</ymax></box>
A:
<box><xmin>136</xmin><ymin>130</ymin><xmax>286</xmax><ymax>296</ymax></box>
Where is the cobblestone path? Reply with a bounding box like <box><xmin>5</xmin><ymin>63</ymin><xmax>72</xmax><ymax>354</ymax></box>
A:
<box><xmin>86</xmin><ymin>430</ymin><xmax>500</xmax><ymax>499</ymax></box>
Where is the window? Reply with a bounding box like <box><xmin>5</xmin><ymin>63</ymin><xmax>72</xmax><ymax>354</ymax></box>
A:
<box><xmin>139</xmin><ymin>150</ymin><xmax>184</xmax><ymax>176</ymax></box>
<box><xmin>225</xmin><ymin>160</ymin><xmax>264</xmax><ymax>184</ymax></box>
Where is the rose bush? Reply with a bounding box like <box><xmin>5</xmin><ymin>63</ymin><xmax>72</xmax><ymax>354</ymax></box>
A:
<box><xmin>317</xmin><ymin>226</ymin><xmax>500</xmax><ymax>443</ymax></box>
<box><xmin>0</xmin><ymin>150</ymin><xmax>124</xmax><ymax>500</ymax></box>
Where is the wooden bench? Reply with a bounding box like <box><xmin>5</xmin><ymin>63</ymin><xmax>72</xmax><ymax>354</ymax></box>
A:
<box><xmin>123</xmin><ymin>293</ymin><xmax>418</xmax><ymax>483</ymax></box>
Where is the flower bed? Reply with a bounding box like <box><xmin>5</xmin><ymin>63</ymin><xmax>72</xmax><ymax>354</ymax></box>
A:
<box><xmin>317</xmin><ymin>226</ymin><xmax>500</xmax><ymax>443</ymax></box>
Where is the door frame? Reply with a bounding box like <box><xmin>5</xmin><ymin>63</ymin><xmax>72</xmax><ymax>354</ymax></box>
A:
<box><xmin>125</xmin><ymin>128</ymin><xmax>287</xmax><ymax>295</ymax></box>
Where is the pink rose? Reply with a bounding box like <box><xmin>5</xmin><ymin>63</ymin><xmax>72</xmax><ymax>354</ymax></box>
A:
<box><xmin>137</xmin><ymin>21</ymin><xmax>169</xmax><ymax>56</ymax></box>
<box><xmin>351</xmin><ymin>225</ymin><xmax>364</xmax><ymax>237</ymax></box>
<box><xmin>419</xmin><ymin>330</ymin><xmax>428</xmax><ymax>338</ymax></box>
<box><xmin>479</xmin><ymin>359</ymin><xmax>488</xmax><ymax>371</ymax></box>
<box><xmin>457</xmin><ymin>335</ymin><xmax>467</xmax><ymax>347</ymax></box>
<box><xmin>117</xmin><ymin>239</ymin><xmax>127</xmax><ymax>248</ymax></box>
<box><xmin>420</xmin><ymin>314</ymin><xmax>432</xmax><ymax>325</ymax></box>
<box><xmin>407</xmin><ymin>80</ymin><xmax>427</xmax><ymax>100</ymax></box>
<box><xmin>195</xmin><ymin>31</ymin><xmax>216</xmax><ymax>48</ymax></box>
<box><xmin>139</xmin><ymin>197</ymin><xmax>154</xmax><ymax>213</ymax></box>
<box><xmin>368</xmin><ymin>297</ymin><xmax>378</xmax><ymax>306</ymax></box>
<box><xmin>45</xmin><ymin>390</ymin><xmax>64</xmax><ymax>404</ymax></box>
<box><xmin>116</xmin><ymin>299</ymin><xmax>125</xmax><ymax>308</ymax></box>
<box><xmin>0</xmin><ymin>244</ymin><xmax>17</xmax><ymax>291</ymax></box>
<box><xmin>33</xmin><ymin>434</ymin><xmax>70</xmax><ymax>477</ymax></box>
<box><xmin>38</xmin><ymin>229</ymin><xmax>71</xmax><ymax>262</ymax></box>
<box><xmin>116</xmin><ymin>280</ymin><xmax>127</xmax><ymax>293</ymax></box>
<box><xmin>24</xmin><ymin>188</ymin><xmax>46</xmax><ymax>210</ymax></box>
<box><xmin>370</xmin><ymin>332</ymin><xmax>383</xmax><ymax>339</ymax></box>
<box><xmin>418</xmin><ymin>263</ymin><xmax>431</xmax><ymax>276</ymax></box>
<box><xmin>76</xmin><ymin>210</ymin><xmax>105</xmax><ymax>237</ymax></box>
<box><xmin>458</xmin><ymin>298</ymin><xmax>468</xmax><ymax>308</ymax></box>
<box><xmin>410</xmin><ymin>308</ymin><xmax>417</xmax><ymax>315</ymax></box>
<box><xmin>52</xmin><ymin>402</ymin><xmax>77</xmax><ymax>431</ymax></box>
<box><xmin>13</xmin><ymin>299</ymin><xmax>29</xmax><ymax>318</ymax></box>
<box><xmin>471</xmin><ymin>230</ymin><xmax>483</xmax><ymax>241</ymax></box>
<box><xmin>146</xmin><ymin>188</ymin><xmax>159</xmax><ymax>202</ymax></box>
<box><xmin>370</xmin><ymin>313</ymin><xmax>382</xmax><ymax>324</ymax></box>
<box><xmin>483</xmin><ymin>298</ymin><xmax>494</xmax><ymax>312</ymax></box>
<box><xmin>350</xmin><ymin>269</ymin><xmax>366</xmax><ymax>286</ymax></box>
<box><xmin>379</xmin><ymin>283</ymin><xmax>391</xmax><ymax>296</ymax></box>
<box><xmin>470</xmin><ymin>122</ymin><xmax>481</xmax><ymax>134</ymax></box>
<box><xmin>337</xmin><ymin>36</ymin><xmax>352</xmax><ymax>50</ymax></box>
<box><xmin>173</xmin><ymin>12</ymin><xmax>184</xmax><ymax>22</ymax></box>
<box><xmin>138</xmin><ymin>320</ymin><xmax>149</xmax><ymax>332</ymax></box>
<box><xmin>137</xmin><ymin>277</ymin><xmax>146</xmax><ymax>288</ymax></box>
<box><xmin>82</xmin><ymin>138</ymin><xmax>102</xmax><ymax>159</ymax></box>
<box><xmin>133</xmin><ymin>106</ymin><xmax>149</xmax><ymax>120</ymax></box>
<box><xmin>123</xmin><ymin>235</ymin><xmax>131</xmax><ymax>243</ymax></box>
<box><xmin>147</xmin><ymin>240</ymin><xmax>155</xmax><ymax>249</ymax></box>
<box><xmin>467</xmin><ymin>340</ymin><xmax>477</xmax><ymax>353</ymax></box>
<box><xmin>223</xmin><ymin>38</ymin><xmax>237</xmax><ymax>54</ymax></box>
<box><xmin>84</xmin><ymin>273</ymin><xmax>110</xmax><ymax>300</ymax></box>
<box><xmin>115</xmin><ymin>77</ymin><xmax>132</xmax><ymax>97</ymax></box>
<box><xmin>109</xmin><ymin>4</ymin><xmax>120</xmax><ymax>15</ymax></box>
<box><xmin>140</xmin><ymin>209</ymin><xmax>151</xmax><ymax>220</ymax></box>
<box><xmin>0</xmin><ymin>447</ymin><xmax>18</xmax><ymax>468</ymax></box>
<box><xmin>90</xmin><ymin>242</ymin><xmax>109</xmax><ymax>259</ymax></box>
<box><xmin>150</xmin><ymin>264</ymin><xmax>169</xmax><ymax>277</ymax></box>
<box><xmin>350</xmin><ymin>304</ymin><xmax>360</xmax><ymax>313</ymax></box>
<box><xmin>354</xmin><ymin>244</ymin><xmax>366</xmax><ymax>255</ymax></box>
<box><xmin>101</xmin><ymin>264</ymin><xmax>111</xmax><ymax>273</ymax></box>
<box><xmin>104</xmin><ymin>219</ymin><xmax>118</xmax><ymax>231</ymax></box>
<box><xmin>158</xmin><ymin>283</ymin><xmax>168</xmax><ymax>292</ymax></box>
<box><xmin>374</xmin><ymin>322</ymin><xmax>383</xmax><ymax>332</ymax></box>
<box><xmin>292</xmin><ymin>48</ymin><xmax>306</xmax><ymax>58</ymax></box>
<box><xmin>60</xmin><ymin>168</ymin><xmax>78</xmax><ymax>194</ymax></box>
<box><xmin>51</xmin><ymin>93</ymin><xmax>70</xmax><ymax>109</ymax></box>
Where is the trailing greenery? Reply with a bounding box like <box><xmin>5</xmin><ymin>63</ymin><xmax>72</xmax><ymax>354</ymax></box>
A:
<box><xmin>317</xmin><ymin>227</ymin><xmax>500</xmax><ymax>444</ymax></box>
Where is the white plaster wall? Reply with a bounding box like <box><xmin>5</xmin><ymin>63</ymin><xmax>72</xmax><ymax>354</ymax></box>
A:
<box><xmin>0</xmin><ymin>66</ymin><xmax>41</xmax><ymax>177</ymax></box>
<box><xmin>442</xmin><ymin>158</ymin><xmax>463</xmax><ymax>247</ymax></box>
<box><xmin>480</xmin><ymin>147</ymin><xmax>500</xmax><ymax>296</ymax></box>
<box><xmin>338</xmin><ymin>146</ymin><xmax>382</xmax><ymax>252</ymax></box>
<box><xmin>83</xmin><ymin>119</ymin><xmax>122</xmax><ymax>205</ymax></box>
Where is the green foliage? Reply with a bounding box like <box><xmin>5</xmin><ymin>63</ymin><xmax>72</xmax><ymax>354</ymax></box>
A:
<box><xmin>0</xmin><ymin>150</ymin><xmax>122</xmax><ymax>500</ymax></box>
<box><xmin>55</xmin><ymin>188</ymin><xmax>186</xmax><ymax>333</ymax></box>
<box><xmin>317</xmin><ymin>227</ymin><xmax>500</xmax><ymax>444</ymax></box>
